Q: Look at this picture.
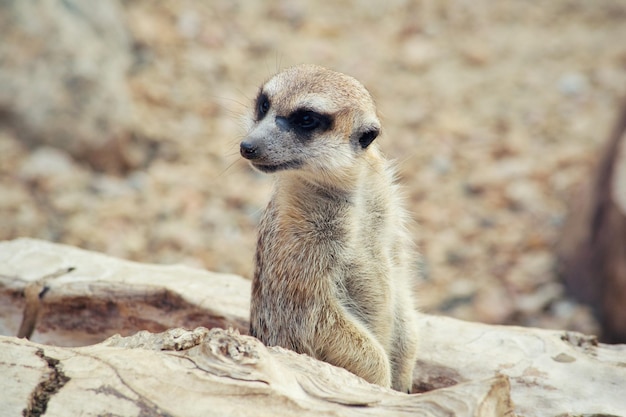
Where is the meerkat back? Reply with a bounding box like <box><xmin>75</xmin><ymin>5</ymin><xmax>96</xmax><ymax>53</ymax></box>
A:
<box><xmin>241</xmin><ymin>64</ymin><xmax>419</xmax><ymax>392</ymax></box>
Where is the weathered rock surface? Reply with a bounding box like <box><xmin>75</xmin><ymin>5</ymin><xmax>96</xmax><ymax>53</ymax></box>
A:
<box><xmin>0</xmin><ymin>238</ymin><xmax>249</xmax><ymax>346</ymax></box>
<box><xmin>1</xmin><ymin>238</ymin><xmax>625</xmax><ymax>416</ymax></box>
<box><xmin>416</xmin><ymin>315</ymin><xmax>626</xmax><ymax>417</ymax></box>
<box><xmin>5</xmin><ymin>328</ymin><xmax>512</xmax><ymax>417</ymax></box>
<box><xmin>0</xmin><ymin>0</ymin><xmax>134</xmax><ymax>171</ymax></box>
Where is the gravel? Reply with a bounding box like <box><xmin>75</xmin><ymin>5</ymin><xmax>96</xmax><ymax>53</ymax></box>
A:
<box><xmin>2</xmin><ymin>0</ymin><xmax>626</xmax><ymax>336</ymax></box>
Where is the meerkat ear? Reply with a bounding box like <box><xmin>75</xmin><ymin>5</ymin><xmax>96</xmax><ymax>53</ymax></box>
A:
<box><xmin>356</xmin><ymin>126</ymin><xmax>380</xmax><ymax>149</ymax></box>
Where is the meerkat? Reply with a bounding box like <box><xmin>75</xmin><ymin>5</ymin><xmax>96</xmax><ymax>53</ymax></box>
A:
<box><xmin>241</xmin><ymin>64</ymin><xmax>419</xmax><ymax>392</ymax></box>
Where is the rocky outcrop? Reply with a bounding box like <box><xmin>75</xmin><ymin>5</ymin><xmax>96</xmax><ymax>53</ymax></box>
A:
<box><xmin>0</xmin><ymin>238</ymin><xmax>249</xmax><ymax>347</ymax></box>
<box><xmin>1</xmin><ymin>238</ymin><xmax>625</xmax><ymax>416</ymax></box>
<box><xmin>6</xmin><ymin>327</ymin><xmax>512</xmax><ymax>417</ymax></box>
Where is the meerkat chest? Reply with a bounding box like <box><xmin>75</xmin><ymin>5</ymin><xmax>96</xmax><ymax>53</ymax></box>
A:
<box><xmin>271</xmin><ymin>188</ymin><xmax>352</xmax><ymax>243</ymax></box>
<box><xmin>259</xmin><ymin>187</ymin><xmax>393</xmax><ymax>293</ymax></box>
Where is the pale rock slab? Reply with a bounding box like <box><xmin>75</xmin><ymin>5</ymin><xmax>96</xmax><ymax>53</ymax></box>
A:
<box><xmin>1</xmin><ymin>238</ymin><xmax>624</xmax><ymax>416</ymax></box>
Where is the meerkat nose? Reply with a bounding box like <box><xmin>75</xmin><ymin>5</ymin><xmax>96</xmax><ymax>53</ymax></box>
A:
<box><xmin>240</xmin><ymin>141</ymin><xmax>260</xmax><ymax>160</ymax></box>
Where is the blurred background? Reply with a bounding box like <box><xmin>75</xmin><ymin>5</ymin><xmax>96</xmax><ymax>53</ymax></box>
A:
<box><xmin>1</xmin><ymin>0</ymin><xmax>625</xmax><ymax>338</ymax></box>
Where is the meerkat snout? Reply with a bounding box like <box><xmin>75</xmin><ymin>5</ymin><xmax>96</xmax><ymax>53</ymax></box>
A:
<box><xmin>239</xmin><ymin>139</ymin><xmax>262</xmax><ymax>160</ymax></box>
<box><xmin>246</xmin><ymin>64</ymin><xmax>420</xmax><ymax>393</ymax></box>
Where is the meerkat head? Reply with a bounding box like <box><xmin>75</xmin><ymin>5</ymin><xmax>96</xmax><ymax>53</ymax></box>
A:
<box><xmin>240</xmin><ymin>64</ymin><xmax>381</xmax><ymax>177</ymax></box>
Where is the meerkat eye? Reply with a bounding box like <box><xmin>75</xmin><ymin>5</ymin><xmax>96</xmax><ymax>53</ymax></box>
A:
<box><xmin>289</xmin><ymin>110</ymin><xmax>331</xmax><ymax>133</ymax></box>
<box><xmin>293</xmin><ymin>112</ymin><xmax>319</xmax><ymax>130</ymax></box>
<box><xmin>256</xmin><ymin>93</ymin><xmax>270</xmax><ymax>120</ymax></box>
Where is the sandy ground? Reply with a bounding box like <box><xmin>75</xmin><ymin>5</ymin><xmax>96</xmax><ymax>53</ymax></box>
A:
<box><xmin>2</xmin><ymin>0</ymin><xmax>626</xmax><ymax>335</ymax></box>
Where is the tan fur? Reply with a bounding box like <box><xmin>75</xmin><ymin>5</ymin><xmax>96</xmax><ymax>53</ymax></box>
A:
<box><xmin>241</xmin><ymin>64</ymin><xmax>419</xmax><ymax>392</ymax></box>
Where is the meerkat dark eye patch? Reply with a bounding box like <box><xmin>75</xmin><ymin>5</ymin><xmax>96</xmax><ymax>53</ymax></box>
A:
<box><xmin>288</xmin><ymin>109</ymin><xmax>332</xmax><ymax>134</ymax></box>
<box><xmin>358</xmin><ymin>127</ymin><xmax>379</xmax><ymax>149</ymax></box>
<box><xmin>256</xmin><ymin>92</ymin><xmax>270</xmax><ymax>121</ymax></box>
